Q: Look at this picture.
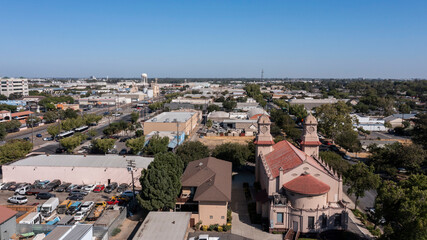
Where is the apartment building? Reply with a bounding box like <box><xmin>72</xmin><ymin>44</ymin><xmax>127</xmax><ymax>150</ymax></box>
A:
<box><xmin>0</xmin><ymin>78</ymin><xmax>29</xmax><ymax>97</ymax></box>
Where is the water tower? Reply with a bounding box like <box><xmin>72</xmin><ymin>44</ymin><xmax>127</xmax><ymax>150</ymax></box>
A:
<box><xmin>141</xmin><ymin>73</ymin><xmax>148</xmax><ymax>86</ymax></box>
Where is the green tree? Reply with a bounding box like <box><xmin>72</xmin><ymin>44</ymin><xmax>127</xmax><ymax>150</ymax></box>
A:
<box><xmin>145</xmin><ymin>135</ymin><xmax>169</xmax><ymax>155</ymax></box>
<box><xmin>130</xmin><ymin>112</ymin><xmax>139</xmax><ymax>124</ymax></box>
<box><xmin>412</xmin><ymin>113</ymin><xmax>427</xmax><ymax>148</ymax></box>
<box><xmin>0</xmin><ymin>139</ymin><xmax>33</xmax><ymax>164</ymax></box>
<box><xmin>43</xmin><ymin>111</ymin><xmax>58</xmax><ymax>123</ymax></box>
<box><xmin>223</xmin><ymin>101</ymin><xmax>237</xmax><ymax>112</ymax></box>
<box><xmin>375</xmin><ymin>174</ymin><xmax>427</xmax><ymax>240</ymax></box>
<box><xmin>60</xmin><ymin>134</ymin><xmax>85</xmax><ymax>153</ymax></box>
<box><xmin>335</xmin><ymin>130</ymin><xmax>362</xmax><ymax>152</ymax></box>
<box><xmin>314</xmin><ymin>101</ymin><xmax>354</xmax><ymax>140</ymax></box>
<box><xmin>344</xmin><ymin>162</ymin><xmax>380</xmax><ymax>210</ymax></box>
<box><xmin>207</xmin><ymin>104</ymin><xmax>220</xmax><ymax>112</ymax></box>
<box><xmin>319</xmin><ymin>151</ymin><xmax>350</xmax><ymax>175</ymax></box>
<box><xmin>289</xmin><ymin>104</ymin><xmax>307</xmax><ymax>123</ymax></box>
<box><xmin>138</xmin><ymin>152</ymin><xmax>184</xmax><ymax>211</ymax></box>
<box><xmin>87</xmin><ymin>129</ymin><xmax>97</xmax><ymax>137</ymax></box>
<box><xmin>47</xmin><ymin>125</ymin><xmax>61</xmax><ymax>138</ymax></box>
<box><xmin>206</xmin><ymin>119</ymin><xmax>213</xmax><ymax>128</ymax></box>
<box><xmin>0</xmin><ymin>104</ymin><xmax>17</xmax><ymax>112</ymax></box>
<box><xmin>0</xmin><ymin>126</ymin><xmax>6</xmax><ymax>141</ymax></box>
<box><xmin>126</xmin><ymin>136</ymin><xmax>146</xmax><ymax>154</ymax></box>
<box><xmin>212</xmin><ymin>142</ymin><xmax>251</xmax><ymax>168</ymax></box>
<box><xmin>175</xmin><ymin>141</ymin><xmax>210</xmax><ymax>165</ymax></box>
<box><xmin>91</xmin><ymin>138</ymin><xmax>115</xmax><ymax>154</ymax></box>
<box><xmin>83</xmin><ymin>114</ymin><xmax>102</xmax><ymax>125</ymax></box>
<box><xmin>135</xmin><ymin>130</ymin><xmax>144</xmax><ymax>137</ymax></box>
<box><xmin>26</xmin><ymin>115</ymin><xmax>40</xmax><ymax>127</ymax></box>
<box><xmin>1</xmin><ymin>120</ymin><xmax>22</xmax><ymax>132</ymax></box>
<box><xmin>64</xmin><ymin>108</ymin><xmax>79</xmax><ymax>119</ymax></box>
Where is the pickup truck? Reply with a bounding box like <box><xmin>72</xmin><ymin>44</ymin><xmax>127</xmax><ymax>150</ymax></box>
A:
<box><xmin>86</xmin><ymin>201</ymin><xmax>106</xmax><ymax>221</ymax></box>
<box><xmin>189</xmin><ymin>234</ymin><xmax>220</xmax><ymax>240</ymax></box>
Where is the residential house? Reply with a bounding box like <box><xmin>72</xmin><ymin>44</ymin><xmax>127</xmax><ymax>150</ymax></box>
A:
<box><xmin>383</xmin><ymin>113</ymin><xmax>417</xmax><ymax>128</ymax></box>
<box><xmin>254</xmin><ymin>114</ymin><xmax>348</xmax><ymax>234</ymax></box>
<box><xmin>177</xmin><ymin>157</ymin><xmax>232</xmax><ymax>226</ymax></box>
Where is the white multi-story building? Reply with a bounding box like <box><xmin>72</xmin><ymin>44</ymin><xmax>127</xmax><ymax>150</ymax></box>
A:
<box><xmin>0</xmin><ymin>78</ymin><xmax>29</xmax><ymax>97</ymax></box>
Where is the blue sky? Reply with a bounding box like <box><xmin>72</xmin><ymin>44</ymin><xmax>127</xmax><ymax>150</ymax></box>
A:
<box><xmin>1</xmin><ymin>0</ymin><xmax>427</xmax><ymax>78</ymax></box>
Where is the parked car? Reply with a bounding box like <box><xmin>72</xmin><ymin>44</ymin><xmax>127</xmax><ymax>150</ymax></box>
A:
<box><xmin>46</xmin><ymin>179</ymin><xmax>61</xmax><ymax>190</ymax></box>
<box><xmin>66</xmin><ymin>201</ymin><xmax>82</xmax><ymax>215</ymax></box>
<box><xmin>43</xmin><ymin>137</ymin><xmax>54</xmax><ymax>141</ymax></box>
<box><xmin>36</xmin><ymin>134</ymin><xmax>43</xmax><ymax>138</ymax></box>
<box><xmin>117</xmin><ymin>183</ymin><xmax>129</xmax><ymax>194</ymax></box>
<box><xmin>55</xmin><ymin>147</ymin><xmax>66</xmax><ymax>153</ymax></box>
<box><xmin>8</xmin><ymin>182</ymin><xmax>25</xmax><ymax>191</ymax></box>
<box><xmin>80</xmin><ymin>201</ymin><xmax>95</xmax><ymax>213</ymax></box>
<box><xmin>106</xmin><ymin>196</ymin><xmax>120</xmax><ymax>205</ymax></box>
<box><xmin>121</xmin><ymin>190</ymin><xmax>139</xmax><ymax>199</ymax></box>
<box><xmin>8</xmin><ymin>195</ymin><xmax>28</xmax><ymax>204</ymax></box>
<box><xmin>67</xmin><ymin>194</ymin><xmax>85</xmax><ymax>201</ymax></box>
<box><xmin>83</xmin><ymin>185</ymin><xmax>96</xmax><ymax>192</ymax></box>
<box><xmin>36</xmin><ymin>192</ymin><xmax>56</xmax><ymax>200</ymax></box>
<box><xmin>69</xmin><ymin>189</ymin><xmax>88</xmax><ymax>196</ymax></box>
<box><xmin>56</xmin><ymin>183</ymin><xmax>72</xmax><ymax>192</ymax></box>
<box><xmin>74</xmin><ymin>211</ymin><xmax>86</xmax><ymax>221</ymax></box>
<box><xmin>1</xmin><ymin>182</ymin><xmax>16</xmax><ymax>190</ymax></box>
<box><xmin>15</xmin><ymin>185</ymin><xmax>31</xmax><ymax>195</ymax></box>
<box><xmin>93</xmin><ymin>185</ymin><xmax>105</xmax><ymax>192</ymax></box>
<box><xmin>119</xmin><ymin>149</ymin><xmax>127</xmax><ymax>155</ymax></box>
<box><xmin>23</xmin><ymin>137</ymin><xmax>30</xmax><ymax>141</ymax></box>
<box><xmin>104</xmin><ymin>182</ymin><xmax>118</xmax><ymax>193</ymax></box>
<box><xmin>66</xmin><ymin>184</ymin><xmax>78</xmax><ymax>192</ymax></box>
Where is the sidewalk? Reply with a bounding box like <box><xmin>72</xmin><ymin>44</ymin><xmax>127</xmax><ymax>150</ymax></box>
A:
<box><xmin>342</xmin><ymin>194</ymin><xmax>374</xmax><ymax>239</ymax></box>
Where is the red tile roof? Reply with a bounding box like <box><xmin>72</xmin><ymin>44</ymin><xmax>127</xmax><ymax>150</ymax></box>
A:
<box><xmin>0</xmin><ymin>205</ymin><xmax>17</xmax><ymax>224</ymax></box>
<box><xmin>11</xmin><ymin>111</ymin><xmax>33</xmax><ymax>117</ymax></box>
<box><xmin>254</xmin><ymin>140</ymin><xmax>275</xmax><ymax>145</ymax></box>
<box><xmin>264</xmin><ymin>140</ymin><xmax>327</xmax><ymax>178</ymax></box>
<box><xmin>283</xmin><ymin>173</ymin><xmax>330</xmax><ymax>195</ymax></box>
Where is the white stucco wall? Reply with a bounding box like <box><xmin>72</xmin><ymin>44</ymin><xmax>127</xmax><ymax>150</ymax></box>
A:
<box><xmin>2</xmin><ymin>166</ymin><xmax>142</xmax><ymax>187</ymax></box>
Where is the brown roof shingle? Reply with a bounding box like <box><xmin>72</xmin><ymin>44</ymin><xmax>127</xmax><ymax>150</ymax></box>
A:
<box><xmin>0</xmin><ymin>205</ymin><xmax>17</xmax><ymax>224</ymax></box>
<box><xmin>181</xmin><ymin>157</ymin><xmax>232</xmax><ymax>202</ymax></box>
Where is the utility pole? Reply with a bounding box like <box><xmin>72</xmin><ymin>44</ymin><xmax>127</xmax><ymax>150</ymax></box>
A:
<box><xmin>30</xmin><ymin>113</ymin><xmax>34</xmax><ymax>145</ymax></box>
<box><xmin>126</xmin><ymin>159</ymin><xmax>136</xmax><ymax>203</ymax></box>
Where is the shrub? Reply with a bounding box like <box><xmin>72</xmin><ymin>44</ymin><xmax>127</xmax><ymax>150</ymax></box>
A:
<box><xmin>202</xmin><ymin>225</ymin><xmax>208</xmax><ymax>231</ymax></box>
<box><xmin>111</xmin><ymin>228</ymin><xmax>121</xmax><ymax>236</ymax></box>
<box><xmin>227</xmin><ymin>209</ymin><xmax>232</xmax><ymax>223</ymax></box>
<box><xmin>195</xmin><ymin>221</ymin><xmax>202</xmax><ymax>230</ymax></box>
<box><xmin>223</xmin><ymin>223</ymin><xmax>232</xmax><ymax>231</ymax></box>
<box><xmin>208</xmin><ymin>224</ymin><xmax>218</xmax><ymax>231</ymax></box>
<box><xmin>217</xmin><ymin>226</ymin><xmax>223</xmax><ymax>232</ymax></box>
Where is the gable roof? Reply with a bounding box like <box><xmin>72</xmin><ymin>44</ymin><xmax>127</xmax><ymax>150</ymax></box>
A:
<box><xmin>181</xmin><ymin>157</ymin><xmax>232</xmax><ymax>202</ymax></box>
<box><xmin>264</xmin><ymin>140</ymin><xmax>329</xmax><ymax>178</ymax></box>
<box><xmin>283</xmin><ymin>173</ymin><xmax>330</xmax><ymax>195</ymax></box>
<box><xmin>0</xmin><ymin>205</ymin><xmax>17</xmax><ymax>224</ymax></box>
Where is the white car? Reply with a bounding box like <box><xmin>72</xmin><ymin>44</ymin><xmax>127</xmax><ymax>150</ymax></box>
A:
<box><xmin>80</xmin><ymin>201</ymin><xmax>95</xmax><ymax>212</ymax></box>
<box><xmin>0</xmin><ymin>182</ymin><xmax>6</xmax><ymax>189</ymax></box>
<box><xmin>15</xmin><ymin>185</ymin><xmax>31</xmax><ymax>195</ymax></box>
<box><xmin>83</xmin><ymin>185</ymin><xmax>96</xmax><ymax>192</ymax></box>
<box><xmin>74</xmin><ymin>211</ymin><xmax>86</xmax><ymax>221</ymax></box>
<box><xmin>8</xmin><ymin>195</ymin><xmax>28</xmax><ymax>204</ymax></box>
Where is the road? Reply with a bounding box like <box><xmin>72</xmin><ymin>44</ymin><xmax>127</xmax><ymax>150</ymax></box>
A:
<box><xmin>344</xmin><ymin>186</ymin><xmax>377</xmax><ymax>212</ymax></box>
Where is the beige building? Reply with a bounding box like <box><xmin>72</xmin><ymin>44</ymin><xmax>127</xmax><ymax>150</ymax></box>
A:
<box><xmin>176</xmin><ymin>157</ymin><xmax>231</xmax><ymax>227</ymax></box>
<box><xmin>255</xmin><ymin>114</ymin><xmax>348</xmax><ymax>234</ymax></box>
<box><xmin>143</xmin><ymin>111</ymin><xmax>201</xmax><ymax>135</ymax></box>
<box><xmin>0</xmin><ymin>78</ymin><xmax>29</xmax><ymax>97</ymax></box>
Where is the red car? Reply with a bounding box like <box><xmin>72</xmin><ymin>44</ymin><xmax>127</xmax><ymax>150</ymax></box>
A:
<box><xmin>93</xmin><ymin>185</ymin><xmax>105</xmax><ymax>192</ymax></box>
<box><xmin>106</xmin><ymin>196</ymin><xmax>119</xmax><ymax>205</ymax></box>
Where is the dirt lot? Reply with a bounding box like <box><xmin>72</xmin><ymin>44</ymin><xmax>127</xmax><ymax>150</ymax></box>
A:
<box><xmin>199</xmin><ymin>136</ymin><xmax>255</xmax><ymax>149</ymax></box>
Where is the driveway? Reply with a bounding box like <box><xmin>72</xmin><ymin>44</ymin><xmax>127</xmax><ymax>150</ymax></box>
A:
<box><xmin>231</xmin><ymin>171</ymin><xmax>282</xmax><ymax>240</ymax></box>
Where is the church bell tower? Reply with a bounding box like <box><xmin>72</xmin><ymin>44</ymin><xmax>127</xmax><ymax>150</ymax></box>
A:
<box><xmin>300</xmin><ymin>113</ymin><xmax>321</xmax><ymax>159</ymax></box>
<box><xmin>254</xmin><ymin>115</ymin><xmax>274</xmax><ymax>181</ymax></box>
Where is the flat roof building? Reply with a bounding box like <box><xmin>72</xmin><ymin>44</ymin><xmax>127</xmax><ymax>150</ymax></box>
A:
<box><xmin>0</xmin><ymin>78</ymin><xmax>29</xmax><ymax>97</ymax></box>
<box><xmin>133</xmin><ymin>212</ymin><xmax>191</xmax><ymax>240</ymax></box>
<box><xmin>143</xmin><ymin>111</ymin><xmax>201</xmax><ymax>135</ymax></box>
<box><xmin>2</xmin><ymin>155</ymin><xmax>153</xmax><ymax>187</ymax></box>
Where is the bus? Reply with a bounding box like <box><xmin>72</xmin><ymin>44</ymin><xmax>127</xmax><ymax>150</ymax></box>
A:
<box><xmin>57</xmin><ymin>130</ymin><xmax>74</xmax><ymax>139</ymax></box>
<box><xmin>75</xmin><ymin>125</ymin><xmax>89</xmax><ymax>132</ymax></box>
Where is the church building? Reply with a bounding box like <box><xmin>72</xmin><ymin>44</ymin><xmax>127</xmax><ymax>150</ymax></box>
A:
<box><xmin>254</xmin><ymin>114</ymin><xmax>348</xmax><ymax>234</ymax></box>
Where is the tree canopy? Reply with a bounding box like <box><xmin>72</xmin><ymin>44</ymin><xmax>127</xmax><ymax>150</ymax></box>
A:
<box><xmin>315</xmin><ymin>101</ymin><xmax>356</xmax><ymax>141</ymax></box>
<box><xmin>175</xmin><ymin>141</ymin><xmax>210</xmax><ymax>165</ymax></box>
<box><xmin>126</xmin><ymin>136</ymin><xmax>146</xmax><ymax>154</ymax></box>
<box><xmin>138</xmin><ymin>152</ymin><xmax>184</xmax><ymax>211</ymax></box>
<box><xmin>60</xmin><ymin>134</ymin><xmax>86</xmax><ymax>153</ymax></box>
<box><xmin>412</xmin><ymin>113</ymin><xmax>427</xmax><ymax>148</ymax></box>
<box><xmin>344</xmin><ymin>162</ymin><xmax>380</xmax><ymax>209</ymax></box>
<box><xmin>91</xmin><ymin>138</ymin><xmax>115</xmax><ymax>154</ymax></box>
<box><xmin>145</xmin><ymin>135</ymin><xmax>169</xmax><ymax>155</ymax></box>
<box><xmin>0</xmin><ymin>139</ymin><xmax>33</xmax><ymax>164</ymax></box>
<box><xmin>212</xmin><ymin>142</ymin><xmax>251</xmax><ymax>168</ymax></box>
<box><xmin>375</xmin><ymin>174</ymin><xmax>427</xmax><ymax>240</ymax></box>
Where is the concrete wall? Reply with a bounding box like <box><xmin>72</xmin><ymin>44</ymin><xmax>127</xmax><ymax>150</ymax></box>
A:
<box><xmin>143</xmin><ymin>112</ymin><xmax>200</xmax><ymax>135</ymax></box>
<box><xmin>198</xmin><ymin>201</ymin><xmax>227</xmax><ymax>225</ymax></box>
<box><xmin>2</xmin><ymin>166</ymin><xmax>143</xmax><ymax>187</ymax></box>
<box><xmin>0</xmin><ymin>216</ymin><xmax>16</xmax><ymax>240</ymax></box>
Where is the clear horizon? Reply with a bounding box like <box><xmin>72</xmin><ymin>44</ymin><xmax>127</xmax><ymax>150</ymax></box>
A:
<box><xmin>1</xmin><ymin>1</ymin><xmax>427</xmax><ymax>79</ymax></box>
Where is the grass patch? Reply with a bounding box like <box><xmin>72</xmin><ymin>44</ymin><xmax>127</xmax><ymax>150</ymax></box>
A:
<box><xmin>111</xmin><ymin>228</ymin><xmax>121</xmax><ymax>236</ymax></box>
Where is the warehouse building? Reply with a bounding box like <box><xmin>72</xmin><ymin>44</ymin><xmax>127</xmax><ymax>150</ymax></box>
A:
<box><xmin>143</xmin><ymin>111</ymin><xmax>201</xmax><ymax>135</ymax></box>
<box><xmin>2</xmin><ymin>155</ymin><xmax>153</xmax><ymax>187</ymax></box>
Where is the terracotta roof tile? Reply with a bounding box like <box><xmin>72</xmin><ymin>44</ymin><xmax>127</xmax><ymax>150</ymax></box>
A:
<box><xmin>264</xmin><ymin>140</ymin><xmax>328</xmax><ymax>178</ymax></box>
<box><xmin>0</xmin><ymin>205</ymin><xmax>17</xmax><ymax>224</ymax></box>
<box><xmin>283</xmin><ymin>173</ymin><xmax>330</xmax><ymax>195</ymax></box>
